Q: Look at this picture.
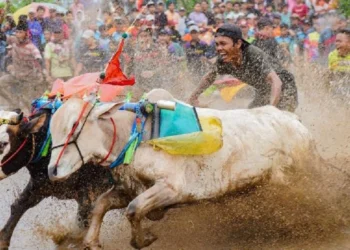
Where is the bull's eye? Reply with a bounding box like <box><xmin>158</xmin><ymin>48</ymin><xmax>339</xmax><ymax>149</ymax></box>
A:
<box><xmin>0</xmin><ymin>141</ymin><xmax>8</xmax><ymax>150</ymax></box>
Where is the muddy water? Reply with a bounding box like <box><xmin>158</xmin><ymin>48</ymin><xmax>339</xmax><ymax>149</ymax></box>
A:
<box><xmin>0</xmin><ymin>66</ymin><xmax>350</xmax><ymax>249</ymax></box>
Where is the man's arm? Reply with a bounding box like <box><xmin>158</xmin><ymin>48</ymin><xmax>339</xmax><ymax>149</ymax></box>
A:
<box><xmin>188</xmin><ymin>69</ymin><xmax>217</xmax><ymax>105</ymax></box>
<box><xmin>74</xmin><ymin>63</ymin><xmax>83</xmax><ymax>76</ymax></box>
<box><xmin>266</xmin><ymin>71</ymin><xmax>282</xmax><ymax>106</ymax></box>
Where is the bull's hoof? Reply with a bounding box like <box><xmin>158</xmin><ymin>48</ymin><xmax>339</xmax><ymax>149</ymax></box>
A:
<box><xmin>83</xmin><ymin>242</ymin><xmax>102</xmax><ymax>250</ymax></box>
<box><xmin>130</xmin><ymin>231</ymin><xmax>157</xmax><ymax>249</ymax></box>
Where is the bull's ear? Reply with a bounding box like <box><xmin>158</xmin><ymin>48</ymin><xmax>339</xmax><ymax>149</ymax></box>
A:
<box><xmin>92</xmin><ymin>102</ymin><xmax>123</xmax><ymax>120</ymax></box>
<box><xmin>20</xmin><ymin>113</ymin><xmax>46</xmax><ymax>135</ymax></box>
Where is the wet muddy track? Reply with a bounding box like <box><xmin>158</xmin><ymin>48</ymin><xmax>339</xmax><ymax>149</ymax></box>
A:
<box><xmin>1</xmin><ymin>66</ymin><xmax>350</xmax><ymax>250</ymax></box>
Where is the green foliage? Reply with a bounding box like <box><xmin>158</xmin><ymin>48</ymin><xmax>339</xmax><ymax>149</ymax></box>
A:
<box><xmin>339</xmin><ymin>0</ymin><xmax>350</xmax><ymax>18</ymax></box>
<box><xmin>179</xmin><ymin>0</ymin><xmax>198</xmax><ymax>13</ymax></box>
<box><xmin>3</xmin><ymin>0</ymin><xmax>57</xmax><ymax>13</ymax></box>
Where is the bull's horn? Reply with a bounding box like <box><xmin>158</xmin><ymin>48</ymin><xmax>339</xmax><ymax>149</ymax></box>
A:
<box><xmin>9</xmin><ymin>112</ymin><xmax>23</xmax><ymax>125</ymax></box>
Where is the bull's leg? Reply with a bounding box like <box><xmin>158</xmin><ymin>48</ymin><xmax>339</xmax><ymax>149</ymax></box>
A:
<box><xmin>126</xmin><ymin>181</ymin><xmax>180</xmax><ymax>249</ymax></box>
<box><xmin>0</xmin><ymin>180</ymin><xmax>42</xmax><ymax>249</ymax></box>
<box><xmin>77</xmin><ymin>196</ymin><xmax>92</xmax><ymax>229</ymax></box>
<box><xmin>84</xmin><ymin>187</ymin><xmax>128</xmax><ymax>250</ymax></box>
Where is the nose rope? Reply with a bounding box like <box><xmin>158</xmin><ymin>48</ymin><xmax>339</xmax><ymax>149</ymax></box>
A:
<box><xmin>0</xmin><ymin>138</ymin><xmax>28</xmax><ymax>168</ymax></box>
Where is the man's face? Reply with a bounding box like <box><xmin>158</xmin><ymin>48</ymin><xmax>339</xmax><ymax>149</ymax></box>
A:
<box><xmin>215</xmin><ymin>19</ymin><xmax>223</xmax><ymax>27</ymax></box>
<box><xmin>213</xmin><ymin>7</ymin><xmax>220</xmax><ymax>14</ymax></box>
<box><xmin>138</xmin><ymin>31</ymin><xmax>152</xmax><ymax>45</ymax></box>
<box><xmin>302</xmin><ymin>24</ymin><xmax>310</xmax><ymax>32</ymax></box>
<box><xmin>291</xmin><ymin>18</ymin><xmax>299</xmax><ymax>25</ymax></box>
<box><xmin>77</xmin><ymin>12</ymin><xmax>83</xmax><ymax>20</ymax></box>
<box><xmin>191</xmin><ymin>31</ymin><xmax>199</xmax><ymax>40</ymax></box>
<box><xmin>215</xmin><ymin>36</ymin><xmax>242</xmax><ymax>63</ymax></box>
<box><xmin>56</xmin><ymin>14</ymin><xmax>63</xmax><ymax>21</ymax></box>
<box><xmin>282</xmin><ymin>6</ymin><xmax>288</xmax><ymax>13</ymax></box>
<box><xmin>261</xmin><ymin>25</ymin><xmax>274</xmax><ymax>36</ymax></box>
<box><xmin>338</xmin><ymin>20</ymin><xmax>347</xmax><ymax>30</ymax></box>
<box><xmin>194</xmin><ymin>4</ymin><xmax>201</xmax><ymax>12</ymax></box>
<box><xmin>84</xmin><ymin>37</ymin><xmax>94</xmax><ymax>46</ymax></box>
<box><xmin>50</xmin><ymin>10</ymin><xmax>56</xmax><ymax>19</ymax></box>
<box><xmin>266</xmin><ymin>6</ymin><xmax>273</xmax><ymax>13</ymax></box>
<box><xmin>157</xmin><ymin>5</ymin><xmax>164</xmax><ymax>12</ymax></box>
<box><xmin>219</xmin><ymin>4</ymin><xmax>225</xmax><ymax>13</ymax></box>
<box><xmin>15</xmin><ymin>30</ymin><xmax>27</xmax><ymax>41</ymax></box>
<box><xmin>227</xmin><ymin>18</ymin><xmax>235</xmax><ymax>24</ymax></box>
<box><xmin>225</xmin><ymin>3</ymin><xmax>233</xmax><ymax>11</ymax></box>
<box><xmin>296</xmin><ymin>0</ymin><xmax>302</xmax><ymax>4</ymax></box>
<box><xmin>89</xmin><ymin>23</ymin><xmax>97</xmax><ymax>31</ymax></box>
<box><xmin>44</xmin><ymin>31</ymin><xmax>51</xmax><ymax>41</ymax></box>
<box><xmin>100</xmin><ymin>29</ymin><xmax>108</xmax><ymax>37</ymax></box>
<box><xmin>201</xmin><ymin>2</ymin><xmax>208</xmax><ymax>11</ymax></box>
<box><xmin>148</xmin><ymin>5</ymin><xmax>155</xmax><ymax>14</ymax></box>
<box><xmin>281</xmin><ymin>27</ymin><xmax>289</xmax><ymax>36</ymax></box>
<box><xmin>28</xmin><ymin>12</ymin><xmax>35</xmax><ymax>20</ymax></box>
<box><xmin>53</xmin><ymin>32</ymin><xmax>63</xmax><ymax>43</ymax></box>
<box><xmin>336</xmin><ymin>33</ymin><xmax>350</xmax><ymax>57</ymax></box>
<box><xmin>103</xmin><ymin>13</ymin><xmax>110</xmax><ymax>21</ymax></box>
<box><xmin>169</xmin><ymin>3</ymin><xmax>175</xmax><ymax>11</ymax></box>
<box><xmin>179</xmin><ymin>10</ymin><xmax>186</xmax><ymax>17</ymax></box>
<box><xmin>67</xmin><ymin>13</ymin><xmax>73</xmax><ymax>22</ymax></box>
<box><xmin>273</xmin><ymin>18</ymin><xmax>281</xmax><ymax>25</ymax></box>
<box><xmin>37</xmin><ymin>9</ymin><xmax>45</xmax><ymax>19</ymax></box>
<box><xmin>233</xmin><ymin>4</ymin><xmax>240</xmax><ymax>12</ymax></box>
<box><xmin>158</xmin><ymin>34</ymin><xmax>170</xmax><ymax>45</ymax></box>
<box><xmin>240</xmin><ymin>24</ymin><xmax>249</xmax><ymax>36</ymax></box>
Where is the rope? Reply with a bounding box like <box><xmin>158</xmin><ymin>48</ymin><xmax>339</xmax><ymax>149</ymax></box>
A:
<box><xmin>99</xmin><ymin>118</ymin><xmax>117</xmax><ymax>165</ymax></box>
<box><xmin>0</xmin><ymin>138</ymin><xmax>28</xmax><ymax>168</ymax></box>
<box><xmin>54</xmin><ymin>101</ymin><xmax>89</xmax><ymax>167</ymax></box>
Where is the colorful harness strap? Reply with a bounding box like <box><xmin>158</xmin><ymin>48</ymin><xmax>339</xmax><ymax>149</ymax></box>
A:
<box><xmin>109</xmin><ymin>100</ymin><xmax>147</xmax><ymax>169</ymax></box>
<box><xmin>31</xmin><ymin>97</ymin><xmax>62</xmax><ymax>163</ymax></box>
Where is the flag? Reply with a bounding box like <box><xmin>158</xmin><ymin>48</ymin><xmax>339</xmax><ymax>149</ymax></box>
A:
<box><xmin>101</xmin><ymin>37</ymin><xmax>135</xmax><ymax>86</ymax></box>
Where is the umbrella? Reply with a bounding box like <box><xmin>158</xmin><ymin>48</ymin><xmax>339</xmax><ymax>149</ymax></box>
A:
<box><xmin>13</xmin><ymin>3</ymin><xmax>67</xmax><ymax>23</ymax></box>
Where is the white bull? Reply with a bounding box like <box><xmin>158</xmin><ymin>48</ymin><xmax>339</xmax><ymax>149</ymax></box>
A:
<box><xmin>47</xmin><ymin>89</ymin><xmax>318</xmax><ymax>249</ymax></box>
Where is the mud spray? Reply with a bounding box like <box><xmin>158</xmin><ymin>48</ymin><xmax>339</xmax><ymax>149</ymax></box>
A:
<box><xmin>1</xmin><ymin>61</ymin><xmax>350</xmax><ymax>249</ymax></box>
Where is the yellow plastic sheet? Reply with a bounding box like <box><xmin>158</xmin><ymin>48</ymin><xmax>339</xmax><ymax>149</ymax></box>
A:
<box><xmin>220</xmin><ymin>83</ymin><xmax>247</xmax><ymax>102</ymax></box>
<box><xmin>147</xmin><ymin>117</ymin><xmax>223</xmax><ymax>155</ymax></box>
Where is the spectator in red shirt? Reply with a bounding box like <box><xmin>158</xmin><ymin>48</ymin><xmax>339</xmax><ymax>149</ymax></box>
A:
<box><xmin>292</xmin><ymin>0</ymin><xmax>309</xmax><ymax>20</ymax></box>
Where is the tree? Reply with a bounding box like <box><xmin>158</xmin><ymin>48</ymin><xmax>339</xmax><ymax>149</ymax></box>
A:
<box><xmin>339</xmin><ymin>0</ymin><xmax>350</xmax><ymax>18</ymax></box>
<box><xmin>179</xmin><ymin>0</ymin><xmax>198</xmax><ymax>13</ymax></box>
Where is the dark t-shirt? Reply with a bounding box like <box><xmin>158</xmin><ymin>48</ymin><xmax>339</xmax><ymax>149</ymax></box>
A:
<box><xmin>252</xmin><ymin>38</ymin><xmax>289</xmax><ymax>66</ymax></box>
<box><xmin>215</xmin><ymin>45</ymin><xmax>296</xmax><ymax>94</ymax></box>
<box><xmin>77</xmin><ymin>46</ymin><xmax>107</xmax><ymax>73</ymax></box>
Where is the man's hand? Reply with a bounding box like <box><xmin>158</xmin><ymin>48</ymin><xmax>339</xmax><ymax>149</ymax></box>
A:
<box><xmin>188</xmin><ymin>97</ymin><xmax>199</xmax><ymax>106</ymax></box>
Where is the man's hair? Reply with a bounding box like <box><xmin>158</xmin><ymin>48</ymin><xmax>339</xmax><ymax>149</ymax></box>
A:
<box><xmin>233</xmin><ymin>2</ymin><xmax>241</xmax><ymax>6</ymax></box>
<box><xmin>138</xmin><ymin>27</ymin><xmax>152</xmax><ymax>37</ymax></box>
<box><xmin>338</xmin><ymin>29</ymin><xmax>350</xmax><ymax>38</ymax></box>
<box><xmin>66</xmin><ymin>10</ymin><xmax>73</xmax><ymax>15</ymax></box>
<box><xmin>201</xmin><ymin>0</ymin><xmax>209</xmax><ymax>4</ymax></box>
<box><xmin>53</xmin><ymin>28</ymin><xmax>63</xmax><ymax>34</ymax></box>
<box><xmin>98</xmin><ymin>25</ymin><xmax>107</xmax><ymax>32</ymax></box>
<box><xmin>37</xmin><ymin>6</ymin><xmax>45</xmax><ymax>12</ymax></box>
<box><xmin>103</xmin><ymin>10</ymin><xmax>111</xmax><ymax>15</ymax></box>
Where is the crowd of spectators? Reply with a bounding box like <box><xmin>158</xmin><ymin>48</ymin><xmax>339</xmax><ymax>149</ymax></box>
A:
<box><xmin>0</xmin><ymin>0</ymin><xmax>349</xmax><ymax>98</ymax></box>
